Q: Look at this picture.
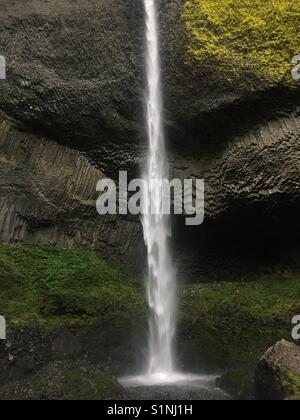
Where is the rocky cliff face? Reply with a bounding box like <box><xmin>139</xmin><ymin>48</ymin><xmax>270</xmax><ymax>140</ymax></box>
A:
<box><xmin>0</xmin><ymin>0</ymin><xmax>146</xmax><ymax>175</ymax></box>
<box><xmin>173</xmin><ymin>108</ymin><xmax>300</xmax><ymax>281</ymax></box>
<box><xmin>0</xmin><ymin>0</ymin><xmax>299</xmax><ymax>278</ymax></box>
<box><xmin>0</xmin><ymin>116</ymin><xmax>143</xmax><ymax>271</ymax></box>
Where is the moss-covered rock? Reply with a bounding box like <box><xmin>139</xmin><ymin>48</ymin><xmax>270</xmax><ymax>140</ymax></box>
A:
<box><xmin>179</xmin><ymin>277</ymin><xmax>300</xmax><ymax>367</ymax></box>
<box><xmin>255</xmin><ymin>340</ymin><xmax>300</xmax><ymax>400</ymax></box>
<box><xmin>1</xmin><ymin>243</ymin><xmax>300</xmax><ymax>399</ymax></box>
<box><xmin>178</xmin><ymin>277</ymin><xmax>300</xmax><ymax>398</ymax></box>
<box><xmin>0</xmin><ymin>360</ymin><xmax>122</xmax><ymax>400</ymax></box>
<box><xmin>183</xmin><ymin>0</ymin><xmax>300</xmax><ymax>86</ymax></box>
<box><xmin>0</xmin><ymin>242</ymin><xmax>146</xmax><ymax>330</ymax></box>
<box><xmin>0</xmin><ymin>243</ymin><xmax>147</xmax><ymax>385</ymax></box>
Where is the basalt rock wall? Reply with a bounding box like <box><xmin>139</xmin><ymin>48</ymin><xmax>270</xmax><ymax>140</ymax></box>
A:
<box><xmin>0</xmin><ymin>0</ymin><xmax>299</xmax><ymax>279</ymax></box>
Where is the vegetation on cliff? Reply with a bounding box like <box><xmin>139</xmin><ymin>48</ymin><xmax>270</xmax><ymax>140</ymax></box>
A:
<box><xmin>180</xmin><ymin>275</ymin><xmax>300</xmax><ymax>363</ymax></box>
<box><xmin>1</xmin><ymin>243</ymin><xmax>299</xmax><ymax>398</ymax></box>
<box><xmin>179</xmin><ymin>275</ymin><xmax>300</xmax><ymax>398</ymax></box>
<box><xmin>183</xmin><ymin>0</ymin><xmax>300</xmax><ymax>85</ymax></box>
<box><xmin>0</xmin><ymin>243</ymin><xmax>145</xmax><ymax>330</ymax></box>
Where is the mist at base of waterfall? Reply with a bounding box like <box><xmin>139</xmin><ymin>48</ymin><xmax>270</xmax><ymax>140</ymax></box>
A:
<box><xmin>118</xmin><ymin>372</ymin><xmax>232</xmax><ymax>400</ymax></box>
<box><xmin>119</xmin><ymin>372</ymin><xmax>217</xmax><ymax>388</ymax></box>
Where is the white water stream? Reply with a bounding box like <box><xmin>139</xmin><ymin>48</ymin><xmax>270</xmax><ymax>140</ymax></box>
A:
<box><xmin>120</xmin><ymin>0</ymin><xmax>216</xmax><ymax>388</ymax></box>
<box><xmin>141</xmin><ymin>0</ymin><xmax>176</xmax><ymax>378</ymax></box>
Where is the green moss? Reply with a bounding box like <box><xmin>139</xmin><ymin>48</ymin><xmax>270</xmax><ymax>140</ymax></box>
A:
<box><xmin>182</xmin><ymin>0</ymin><xmax>300</xmax><ymax>85</ymax></box>
<box><xmin>0</xmin><ymin>361</ymin><xmax>122</xmax><ymax>400</ymax></box>
<box><xmin>63</xmin><ymin>362</ymin><xmax>122</xmax><ymax>400</ymax></box>
<box><xmin>257</xmin><ymin>361</ymin><xmax>300</xmax><ymax>400</ymax></box>
<box><xmin>1</xmin><ymin>243</ymin><xmax>299</xmax><ymax>399</ymax></box>
<box><xmin>179</xmin><ymin>275</ymin><xmax>300</xmax><ymax>397</ymax></box>
<box><xmin>276</xmin><ymin>364</ymin><xmax>300</xmax><ymax>400</ymax></box>
<box><xmin>0</xmin><ymin>242</ymin><xmax>145</xmax><ymax>330</ymax></box>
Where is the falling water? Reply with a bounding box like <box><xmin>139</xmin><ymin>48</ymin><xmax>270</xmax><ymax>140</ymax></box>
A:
<box><xmin>142</xmin><ymin>0</ymin><xmax>176</xmax><ymax>378</ymax></box>
<box><xmin>119</xmin><ymin>0</ymin><xmax>217</xmax><ymax>388</ymax></box>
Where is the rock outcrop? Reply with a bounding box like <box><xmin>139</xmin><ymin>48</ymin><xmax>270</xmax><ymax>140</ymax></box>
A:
<box><xmin>0</xmin><ymin>116</ymin><xmax>143</xmax><ymax>271</ymax></box>
<box><xmin>173</xmin><ymin>108</ymin><xmax>300</xmax><ymax>281</ymax></box>
<box><xmin>1</xmin><ymin>0</ymin><xmax>299</xmax><ymax>159</ymax></box>
<box><xmin>0</xmin><ymin>0</ymin><xmax>299</xmax><ymax>277</ymax></box>
<box><xmin>0</xmin><ymin>0</ymin><xmax>145</xmax><ymax>173</ymax></box>
<box><xmin>255</xmin><ymin>340</ymin><xmax>300</xmax><ymax>400</ymax></box>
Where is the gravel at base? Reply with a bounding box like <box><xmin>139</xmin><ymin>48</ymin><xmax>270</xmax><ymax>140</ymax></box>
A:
<box><xmin>122</xmin><ymin>385</ymin><xmax>232</xmax><ymax>400</ymax></box>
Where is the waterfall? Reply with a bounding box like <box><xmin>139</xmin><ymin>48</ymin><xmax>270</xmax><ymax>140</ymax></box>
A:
<box><xmin>142</xmin><ymin>0</ymin><xmax>176</xmax><ymax>377</ymax></box>
<box><xmin>119</xmin><ymin>0</ymin><xmax>216</xmax><ymax>388</ymax></box>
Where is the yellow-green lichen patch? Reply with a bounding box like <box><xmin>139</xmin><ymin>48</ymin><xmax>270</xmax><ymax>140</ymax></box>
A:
<box><xmin>278</xmin><ymin>365</ymin><xmax>300</xmax><ymax>400</ymax></box>
<box><xmin>182</xmin><ymin>0</ymin><xmax>300</xmax><ymax>86</ymax></box>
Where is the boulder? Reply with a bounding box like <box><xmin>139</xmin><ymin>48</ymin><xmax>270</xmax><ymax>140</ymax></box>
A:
<box><xmin>255</xmin><ymin>340</ymin><xmax>300</xmax><ymax>400</ymax></box>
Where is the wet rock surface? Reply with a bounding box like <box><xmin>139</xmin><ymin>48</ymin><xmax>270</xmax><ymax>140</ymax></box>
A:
<box><xmin>0</xmin><ymin>360</ymin><xmax>123</xmax><ymax>400</ymax></box>
<box><xmin>0</xmin><ymin>319</ymin><xmax>146</xmax><ymax>387</ymax></box>
<box><xmin>255</xmin><ymin>340</ymin><xmax>300</xmax><ymax>400</ymax></box>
